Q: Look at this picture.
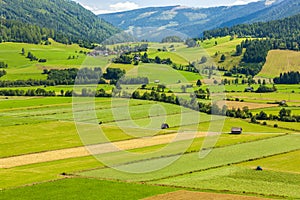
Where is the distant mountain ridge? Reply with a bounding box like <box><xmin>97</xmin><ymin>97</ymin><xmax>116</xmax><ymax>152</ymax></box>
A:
<box><xmin>99</xmin><ymin>0</ymin><xmax>300</xmax><ymax>37</ymax></box>
<box><xmin>0</xmin><ymin>0</ymin><xmax>119</xmax><ymax>44</ymax></box>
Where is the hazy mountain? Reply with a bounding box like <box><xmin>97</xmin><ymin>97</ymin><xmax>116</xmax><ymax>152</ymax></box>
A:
<box><xmin>99</xmin><ymin>0</ymin><xmax>300</xmax><ymax>37</ymax></box>
<box><xmin>221</xmin><ymin>0</ymin><xmax>300</xmax><ymax>27</ymax></box>
<box><xmin>0</xmin><ymin>0</ymin><xmax>119</xmax><ymax>43</ymax></box>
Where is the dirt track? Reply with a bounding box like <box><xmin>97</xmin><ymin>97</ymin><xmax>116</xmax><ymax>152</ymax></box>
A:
<box><xmin>0</xmin><ymin>132</ymin><xmax>208</xmax><ymax>168</ymax></box>
<box><xmin>143</xmin><ymin>190</ymin><xmax>271</xmax><ymax>200</ymax></box>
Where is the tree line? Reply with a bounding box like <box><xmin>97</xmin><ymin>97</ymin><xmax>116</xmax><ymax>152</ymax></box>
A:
<box><xmin>0</xmin><ymin>88</ymin><xmax>55</xmax><ymax>96</ymax></box>
<box><xmin>253</xmin><ymin>108</ymin><xmax>300</xmax><ymax>123</ymax></box>
<box><xmin>0</xmin><ymin>67</ymin><xmax>129</xmax><ymax>87</ymax></box>
<box><xmin>273</xmin><ymin>71</ymin><xmax>300</xmax><ymax>84</ymax></box>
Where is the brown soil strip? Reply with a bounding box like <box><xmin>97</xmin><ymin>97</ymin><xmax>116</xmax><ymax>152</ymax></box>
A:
<box><xmin>0</xmin><ymin>132</ymin><xmax>208</xmax><ymax>169</ymax></box>
<box><xmin>143</xmin><ymin>190</ymin><xmax>272</xmax><ymax>200</ymax></box>
<box><xmin>219</xmin><ymin>101</ymin><xmax>278</xmax><ymax>110</ymax></box>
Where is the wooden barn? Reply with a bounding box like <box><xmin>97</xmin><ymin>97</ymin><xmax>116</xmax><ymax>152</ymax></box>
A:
<box><xmin>161</xmin><ymin>123</ymin><xmax>169</xmax><ymax>129</ymax></box>
<box><xmin>231</xmin><ymin>127</ymin><xmax>243</xmax><ymax>134</ymax></box>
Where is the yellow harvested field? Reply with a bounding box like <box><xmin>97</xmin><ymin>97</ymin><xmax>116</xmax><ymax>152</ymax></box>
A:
<box><xmin>258</xmin><ymin>50</ymin><xmax>300</xmax><ymax>78</ymax></box>
<box><xmin>0</xmin><ymin>132</ymin><xmax>208</xmax><ymax>168</ymax></box>
<box><xmin>143</xmin><ymin>190</ymin><xmax>271</xmax><ymax>200</ymax></box>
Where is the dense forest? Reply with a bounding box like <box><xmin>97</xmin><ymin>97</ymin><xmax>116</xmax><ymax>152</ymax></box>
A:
<box><xmin>203</xmin><ymin>13</ymin><xmax>300</xmax><ymax>42</ymax></box>
<box><xmin>0</xmin><ymin>0</ymin><xmax>119</xmax><ymax>45</ymax></box>
<box><xmin>0</xmin><ymin>19</ymin><xmax>54</xmax><ymax>44</ymax></box>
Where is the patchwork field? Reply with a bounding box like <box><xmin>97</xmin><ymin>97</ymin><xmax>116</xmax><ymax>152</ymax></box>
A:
<box><xmin>1</xmin><ymin>37</ymin><xmax>300</xmax><ymax>199</ymax></box>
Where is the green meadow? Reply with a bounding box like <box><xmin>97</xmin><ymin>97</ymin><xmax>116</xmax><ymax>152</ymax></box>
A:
<box><xmin>1</xmin><ymin>37</ymin><xmax>300</xmax><ymax>200</ymax></box>
<box><xmin>0</xmin><ymin>39</ymin><xmax>105</xmax><ymax>80</ymax></box>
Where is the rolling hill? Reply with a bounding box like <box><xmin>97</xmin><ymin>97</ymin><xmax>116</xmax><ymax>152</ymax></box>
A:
<box><xmin>0</xmin><ymin>0</ymin><xmax>119</xmax><ymax>44</ymax></box>
<box><xmin>99</xmin><ymin>0</ymin><xmax>300</xmax><ymax>38</ymax></box>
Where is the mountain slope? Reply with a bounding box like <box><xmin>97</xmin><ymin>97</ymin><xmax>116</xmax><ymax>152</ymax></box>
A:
<box><xmin>221</xmin><ymin>0</ymin><xmax>300</xmax><ymax>27</ymax></box>
<box><xmin>99</xmin><ymin>0</ymin><xmax>300</xmax><ymax>37</ymax></box>
<box><xmin>0</xmin><ymin>0</ymin><xmax>119</xmax><ymax>44</ymax></box>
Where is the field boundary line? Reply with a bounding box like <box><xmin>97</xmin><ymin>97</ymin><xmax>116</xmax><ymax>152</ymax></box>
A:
<box><xmin>73</xmin><ymin>133</ymin><xmax>286</xmax><ymax>174</ymax></box>
<box><xmin>142</xmin><ymin>148</ymin><xmax>300</xmax><ymax>183</ymax></box>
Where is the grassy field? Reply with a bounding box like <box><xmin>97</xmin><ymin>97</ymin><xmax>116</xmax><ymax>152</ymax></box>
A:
<box><xmin>1</xmin><ymin>37</ymin><xmax>300</xmax><ymax>199</ymax></box>
<box><xmin>152</xmin><ymin>166</ymin><xmax>300</xmax><ymax>198</ymax></box>
<box><xmin>257</xmin><ymin>50</ymin><xmax>300</xmax><ymax>78</ymax></box>
<box><xmin>0</xmin><ymin>133</ymin><xmax>280</xmax><ymax>189</ymax></box>
<box><xmin>0</xmin><ymin>40</ymin><xmax>105</xmax><ymax>80</ymax></box>
<box><xmin>78</xmin><ymin>134</ymin><xmax>300</xmax><ymax>181</ymax></box>
<box><xmin>239</xmin><ymin>150</ymin><xmax>300</xmax><ymax>174</ymax></box>
<box><xmin>0</xmin><ymin>178</ymin><xmax>178</xmax><ymax>200</ymax></box>
<box><xmin>252</xmin><ymin>106</ymin><xmax>300</xmax><ymax>115</ymax></box>
<box><xmin>226</xmin><ymin>91</ymin><xmax>300</xmax><ymax>106</ymax></box>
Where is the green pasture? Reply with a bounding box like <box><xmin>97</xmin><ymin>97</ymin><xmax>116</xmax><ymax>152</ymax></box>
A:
<box><xmin>137</xmin><ymin>63</ymin><xmax>199</xmax><ymax>84</ymax></box>
<box><xmin>240</xmin><ymin>150</ymin><xmax>300</xmax><ymax>174</ymax></box>
<box><xmin>129</xmin><ymin>133</ymin><xmax>280</xmax><ymax>154</ymax></box>
<box><xmin>199</xmin><ymin>36</ymin><xmax>232</xmax><ymax>49</ymax></box>
<box><xmin>0</xmin><ymin>121</ymin><xmax>81</xmax><ymax>158</ymax></box>
<box><xmin>147</xmin><ymin>49</ymin><xmax>189</xmax><ymax>65</ymax></box>
<box><xmin>259</xmin><ymin>120</ymin><xmax>300</xmax><ymax>131</ymax></box>
<box><xmin>78</xmin><ymin>134</ymin><xmax>300</xmax><ymax>181</ymax></box>
<box><xmin>252</xmin><ymin>106</ymin><xmax>300</xmax><ymax>116</ymax></box>
<box><xmin>0</xmin><ymin>85</ymin><xmax>114</xmax><ymax>95</ymax></box>
<box><xmin>226</xmin><ymin>91</ymin><xmax>300</xmax><ymax>106</ymax></box>
<box><xmin>148</xmin><ymin>42</ymin><xmax>185</xmax><ymax>51</ymax></box>
<box><xmin>0</xmin><ymin>156</ymin><xmax>102</xmax><ymax>189</ymax></box>
<box><xmin>0</xmin><ymin>131</ymin><xmax>280</xmax><ymax>189</ymax></box>
<box><xmin>178</xmin><ymin>117</ymin><xmax>290</xmax><ymax>134</ymax></box>
<box><xmin>0</xmin><ymin>97</ymin><xmax>72</xmax><ymax>110</ymax></box>
<box><xmin>275</xmin><ymin>84</ymin><xmax>300</xmax><ymax>93</ymax></box>
<box><xmin>0</xmin><ymin>178</ymin><xmax>178</xmax><ymax>200</ymax></box>
<box><xmin>0</xmin><ymin>40</ymin><xmax>106</xmax><ymax>80</ymax></box>
<box><xmin>0</xmin><ymin>95</ymin><xmax>290</xmax><ymax>158</ymax></box>
<box><xmin>152</xmin><ymin>166</ymin><xmax>300</xmax><ymax>198</ymax></box>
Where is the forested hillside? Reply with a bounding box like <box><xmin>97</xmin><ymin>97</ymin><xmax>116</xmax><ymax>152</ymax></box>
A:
<box><xmin>0</xmin><ymin>19</ymin><xmax>55</xmax><ymax>44</ymax></box>
<box><xmin>204</xmin><ymin>13</ymin><xmax>300</xmax><ymax>76</ymax></box>
<box><xmin>204</xmin><ymin>13</ymin><xmax>300</xmax><ymax>43</ymax></box>
<box><xmin>221</xmin><ymin>0</ymin><xmax>300</xmax><ymax>27</ymax></box>
<box><xmin>0</xmin><ymin>0</ymin><xmax>119</xmax><ymax>45</ymax></box>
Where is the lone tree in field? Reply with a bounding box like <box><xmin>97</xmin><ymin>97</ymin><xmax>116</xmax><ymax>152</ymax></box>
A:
<box><xmin>235</xmin><ymin>44</ymin><xmax>242</xmax><ymax>56</ymax></box>
<box><xmin>196</xmin><ymin>79</ymin><xmax>202</xmax><ymax>87</ymax></box>
<box><xmin>220</xmin><ymin>54</ymin><xmax>226</xmax><ymax>62</ymax></box>
<box><xmin>21</xmin><ymin>48</ymin><xmax>25</xmax><ymax>55</ymax></box>
<box><xmin>200</xmin><ymin>56</ymin><xmax>207</xmax><ymax>64</ymax></box>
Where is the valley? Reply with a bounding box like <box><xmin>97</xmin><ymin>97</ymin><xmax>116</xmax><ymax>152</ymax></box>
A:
<box><xmin>0</xmin><ymin>0</ymin><xmax>300</xmax><ymax>199</ymax></box>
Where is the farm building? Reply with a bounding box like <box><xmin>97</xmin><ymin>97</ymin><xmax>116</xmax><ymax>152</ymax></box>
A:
<box><xmin>231</xmin><ymin>127</ymin><xmax>243</xmax><ymax>134</ymax></box>
<box><xmin>244</xmin><ymin>87</ymin><xmax>254</xmax><ymax>92</ymax></box>
<box><xmin>161</xmin><ymin>123</ymin><xmax>169</xmax><ymax>129</ymax></box>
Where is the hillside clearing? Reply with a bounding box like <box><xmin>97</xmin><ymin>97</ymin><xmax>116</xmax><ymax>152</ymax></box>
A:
<box><xmin>257</xmin><ymin>50</ymin><xmax>300</xmax><ymax>78</ymax></box>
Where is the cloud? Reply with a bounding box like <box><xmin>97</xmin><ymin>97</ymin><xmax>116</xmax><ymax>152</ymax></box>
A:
<box><xmin>231</xmin><ymin>0</ymin><xmax>260</xmax><ymax>6</ymax></box>
<box><xmin>109</xmin><ymin>1</ymin><xmax>139</xmax><ymax>12</ymax></box>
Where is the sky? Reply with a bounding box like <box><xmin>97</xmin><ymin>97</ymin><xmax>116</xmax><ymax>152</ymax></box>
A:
<box><xmin>74</xmin><ymin>0</ymin><xmax>263</xmax><ymax>14</ymax></box>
